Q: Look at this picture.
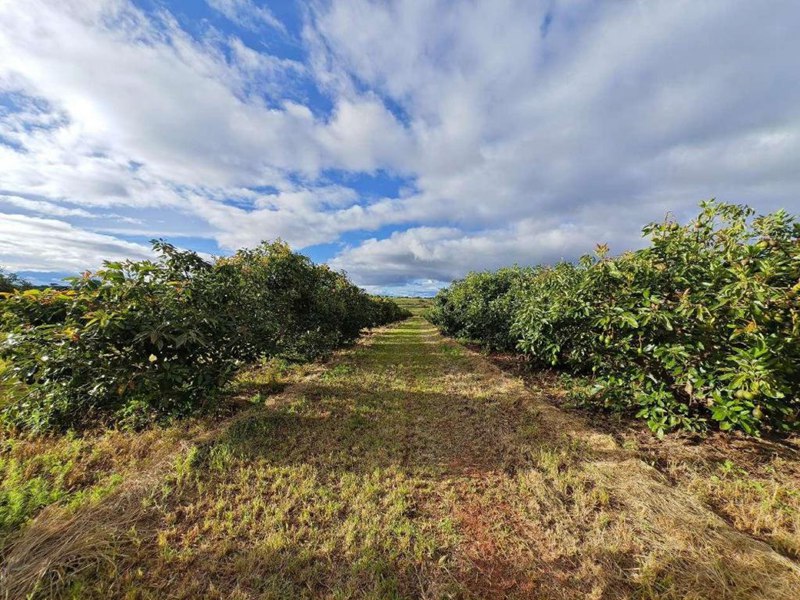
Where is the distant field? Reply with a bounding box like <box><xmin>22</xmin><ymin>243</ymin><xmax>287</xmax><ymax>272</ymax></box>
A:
<box><xmin>391</xmin><ymin>296</ymin><xmax>433</xmax><ymax>316</ymax></box>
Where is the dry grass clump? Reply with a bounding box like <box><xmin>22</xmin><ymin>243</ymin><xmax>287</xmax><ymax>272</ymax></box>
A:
<box><xmin>1</xmin><ymin>471</ymin><xmax>149</xmax><ymax>599</ymax></box>
<box><xmin>596</xmin><ymin>460</ymin><xmax>800</xmax><ymax>599</ymax></box>
<box><xmin>624</xmin><ymin>433</ymin><xmax>800</xmax><ymax>562</ymax></box>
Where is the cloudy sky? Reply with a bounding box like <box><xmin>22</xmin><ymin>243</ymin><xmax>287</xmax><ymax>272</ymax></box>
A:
<box><xmin>1</xmin><ymin>0</ymin><xmax>798</xmax><ymax>294</ymax></box>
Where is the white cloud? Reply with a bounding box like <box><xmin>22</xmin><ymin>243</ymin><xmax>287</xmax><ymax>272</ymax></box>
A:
<box><xmin>207</xmin><ymin>0</ymin><xmax>287</xmax><ymax>35</ymax></box>
<box><xmin>330</xmin><ymin>218</ymin><xmax>644</xmax><ymax>287</ymax></box>
<box><xmin>189</xmin><ymin>183</ymin><xmax>415</xmax><ymax>250</ymax></box>
<box><xmin>0</xmin><ymin>0</ymin><xmax>415</xmax><ymax>275</ymax></box>
<box><xmin>0</xmin><ymin>0</ymin><xmax>799</xmax><ymax>293</ymax></box>
<box><xmin>0</xmin><ymin>1</ymin><xmax>412</xmax><ymax>191</ymax></box>
<box><xmin>310</xmin><ymin>0</ymin><xmax>800</xmax><ymax>226</ymax></box>
<box><xmin>0</xmin><ymin>194</ymin><xmax>94</xmax><ymax>218</ymax></box>
<box><xmin>311</xmin><ymin>0</ymin><xmax>800</xmax><ymax>289</ymax></box>
<box><xmin>0</xmin><ymin>213</ymin><xmax>153</xmax><ymax>272</ymax></box>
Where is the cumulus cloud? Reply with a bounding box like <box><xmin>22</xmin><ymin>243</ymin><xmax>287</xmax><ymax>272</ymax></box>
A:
<box><xmin>0</xmin><ymin>213</ymin><xmax>153</xmax><ymax>272</ymax></box>
<box><xmin>0</xmin><ymin>194</ymin><xmax>94</xmax><ymax>218</ymax></box>
<box><xmin>312</xmin><ymin>0</ymin><xmax>800</xmax><ymax>223</ymax></box>
<box><xmin>329</xmin><ymin>217</ymin><xmax>644</xmax><ymax>287</ymax></box>
<box><xmin>0</xmin><ymin>0</ymin><xmax>414</xmax><ymax>272</ymax></box>
<box><xmin>313</xmin><ymin>0</ymin><xmax>800</xmax><ymax>288</ymax></box>
<box><xmin>0</xmin><ymin>0</ymin><xmax>799</xmax><ymax>292</ymax></box>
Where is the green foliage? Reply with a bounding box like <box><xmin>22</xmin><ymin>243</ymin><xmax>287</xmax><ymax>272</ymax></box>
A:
<box><xmin>368</xmin><ymin>296</ymin><xmax>413</xmax><ymax>327</ymax></box>
<box><xmin>431</xmin><ymin>201</ymin><xmax>800</xmax><ymax>436</ymax></box>
<box><xmin>0</xmin><ymin>241</ymin><xmax>407</xmax><ymax>432</ymax></box>
<box><xmin>427</xmin><ymin>266</ymin><xmax>537</xmax><ymax>351</ymax></box>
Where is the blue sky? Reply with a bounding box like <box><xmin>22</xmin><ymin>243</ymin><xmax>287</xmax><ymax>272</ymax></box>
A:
<box><xmin>1</xmin><ymin>1</ymin><xmax>799</xmax><ymax>295</ymax></box>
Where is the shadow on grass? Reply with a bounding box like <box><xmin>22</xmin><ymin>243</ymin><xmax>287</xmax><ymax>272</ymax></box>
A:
<box><xmin>192</xmin><ymin>379</ymin><xmax>525</xmax><ymax>479</ymax></box>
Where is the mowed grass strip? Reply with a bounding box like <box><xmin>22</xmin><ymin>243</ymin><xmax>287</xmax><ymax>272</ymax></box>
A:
<box><xmin>4</xmin><ymin>313</ymin><xmax>800</xmax><ymax>599</ymax></box>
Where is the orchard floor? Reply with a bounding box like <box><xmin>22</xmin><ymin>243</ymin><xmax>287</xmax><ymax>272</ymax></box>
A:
<box><xmin>2</xmin><ymin>315</ymin><xmax>800</xmax><ymax>599</ymax></box>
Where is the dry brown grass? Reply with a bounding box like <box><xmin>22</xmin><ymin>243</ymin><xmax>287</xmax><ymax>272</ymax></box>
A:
<box><xmin>1</xmin><ymin>468</ymin><xmax>152</xmax><ymax>599</ymax></box>
<box><xmin>621</xmin><ymin>430</ymin><xmax>800</xmax><ymax>562</ymax></box>
<box><xmin>0</xmin><ymin>409</ymin><xmax>253</xmax><ymax>599</ymax></box>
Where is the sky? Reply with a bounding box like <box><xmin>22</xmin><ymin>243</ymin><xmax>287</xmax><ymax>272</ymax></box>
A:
<box><xmin>1</xmin><ymin>0</ymin><xmax>799</xmax><ymax>295</ymax></box>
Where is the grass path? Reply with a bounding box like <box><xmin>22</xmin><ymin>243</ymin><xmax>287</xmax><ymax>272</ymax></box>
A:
<box><xmin>4</xmin><ymin>314</ymin><xmax>800</xmax><ymax>598</ymax></box>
